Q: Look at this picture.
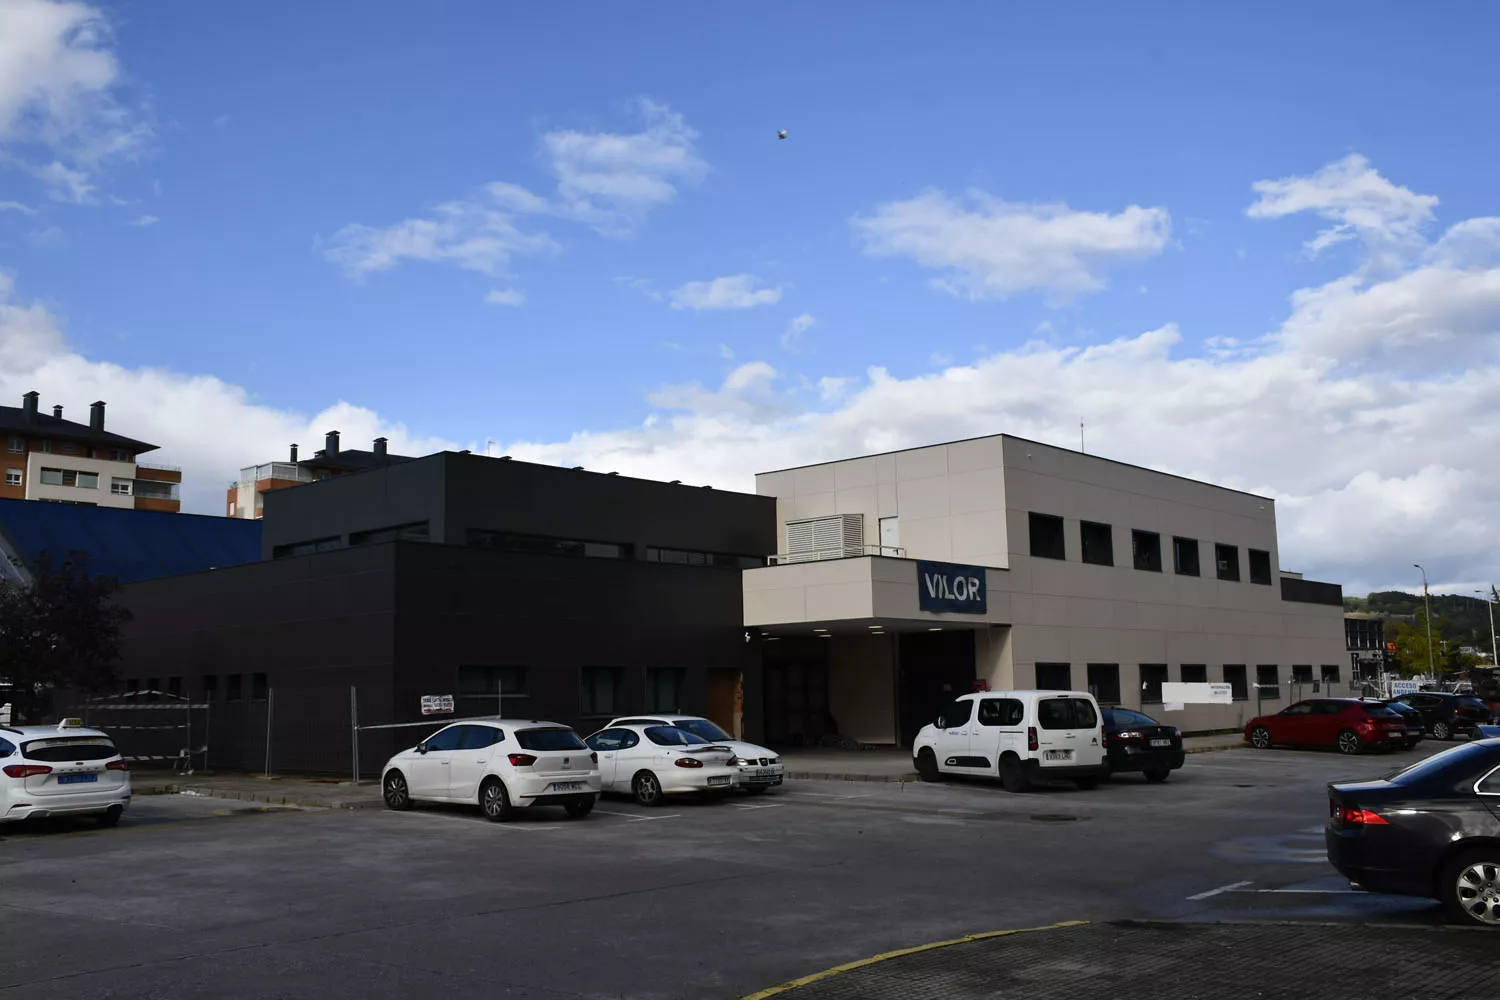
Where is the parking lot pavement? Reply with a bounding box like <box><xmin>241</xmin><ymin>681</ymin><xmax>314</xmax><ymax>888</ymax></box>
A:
<box><xmin>742</xmin><ymin>921</ymin><xmax>1499</xmax><ymax>999</ymax></box>
<box><xmin>0</xmin><ymin>742</ymin><xmax>1478</xmax><ymax>999</ymax></box>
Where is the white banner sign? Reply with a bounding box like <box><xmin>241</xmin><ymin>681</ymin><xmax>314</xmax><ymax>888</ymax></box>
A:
<box><xmin>1160</xmin><ymin>682</ymin><xmax>1233</xmax><ymax>706</ymax></box>
<box><xmin>420</xmin><ymin>694</ymin><xmax>455</xmax><ymax>716</ymax></box>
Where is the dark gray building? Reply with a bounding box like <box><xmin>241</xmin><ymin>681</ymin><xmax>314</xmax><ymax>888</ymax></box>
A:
<box><xmin>113</xmin><ymin>452</ymin><xmax>777</xmax><ymax>774</ymax></box>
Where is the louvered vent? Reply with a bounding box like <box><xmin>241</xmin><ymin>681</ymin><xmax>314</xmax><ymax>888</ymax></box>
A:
<box><xmin>784</xmin><ymin>514</ymin><xmax>865</xmax><ymax>562</ymax></box>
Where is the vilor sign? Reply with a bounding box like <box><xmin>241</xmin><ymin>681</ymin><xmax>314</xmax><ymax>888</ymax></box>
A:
<box><xmin>420</xmin><ymin>694</ymin><xmax>455</xmax><ymax>716</ymax></box>
<box><xmin>917</xmin><ymin>560</ymin><xmax>987</xmax><ymax>614</ymax></box>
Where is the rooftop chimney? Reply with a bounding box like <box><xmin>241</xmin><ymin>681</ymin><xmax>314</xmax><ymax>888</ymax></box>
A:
<box><xmin>90</xmin><ymin>401</ymin><xmax>105</xmax><ymax>432</ymax></box>
<box><xmin>325</xmin><ymin>430</ymin><xmax>340</xmax><ymax>457</ymax></box>
<box><xmin>289</xmin><ymin>443</ymin><xmax>299</xmax><ymax>463</ymax></box>
<box><xmin>373</xmin><ymin>437</ymin><xmax>387</xmax><ymax>459</ymax></box>
<box><xmin>53</xmin><ymin>404</ymin><xmax>63</xmax><ymax>419</ymax></box>
<box><xmin>22</xmin><ymin>391</ymin><xmax>38</xmax><ymax>424</ymax></box>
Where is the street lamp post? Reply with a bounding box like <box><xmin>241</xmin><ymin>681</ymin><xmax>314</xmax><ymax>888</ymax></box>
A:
<box><xmin>1414</xmin><ymin>564</ymin><xmax>1436</xmax><ymax>679</ymax></box>
<box><xmin>1478</xmin><ymin>587</ymin><xmax>1499</xmax><ymax>668</ymax></box>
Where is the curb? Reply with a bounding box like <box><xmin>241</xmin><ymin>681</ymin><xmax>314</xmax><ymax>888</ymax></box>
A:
<box><xmin>135</xmin><ymin>783</ymin><xmax>383</xmax><ymax>811</ymax></box>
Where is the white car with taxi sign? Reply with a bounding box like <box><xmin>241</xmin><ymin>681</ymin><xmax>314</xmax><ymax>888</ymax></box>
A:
<box><xmin>380</xmin><ymin>718</ymin><xmax>600</xmax><ymax>822</ymax></box>
<box><xmin>585</xmin><ymin>722</ymin><xmax>740</xmax><ymax>805</ymax></box>
<box><xmin>607</xmin><ymin>715</ymin><xmax>784</xmax><ymax>792</ymax></box>
<box><xmin>1</xmin><ymin>720</ymin><xmax>132</xmax><ymax>827</ymax></box>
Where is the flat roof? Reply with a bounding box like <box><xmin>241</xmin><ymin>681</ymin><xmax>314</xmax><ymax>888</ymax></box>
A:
<box><xmin>756</xmin><ymin>432</ymin><xmax>1275</xmax><ymax>503</ymax></box>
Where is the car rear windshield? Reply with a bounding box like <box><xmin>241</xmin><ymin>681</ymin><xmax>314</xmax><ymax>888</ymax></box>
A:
<box><xmin>1460</xmin><ymin>698</ymin><xmax>1489</xmax><ymax>711</ymax></box>
<box><xmin>22</xmin><ymin>737</ymin><xmax>119</xmax><ymax>761</ymax></box>
<box><xmin>515</xmin><ymin>728</ymin><xmax>587</xmax><ymax>751</ymax></box>
<box><xmin>674</xmin><ymin>719</ymin><xmax>732</xmax><ymax>742</ymax></box>
<box><xmin>1361</xmin><ymin>704</ymin><xmax>1399</xmax><ymax>717</ymax></box>
<box><xmin>1385</xmin><ymin>742</ymin><xmax>1499</xmax><ymax>785</ymax></box>
<box><xmin>1106</xmin><ymin>709</ymin><xmax>1159</xmax><ymax>728</ymax></box>
<box><xmin>645</xmin><ymin>726</ymin><xmax>708</xmax><ymax>747</ymax></box>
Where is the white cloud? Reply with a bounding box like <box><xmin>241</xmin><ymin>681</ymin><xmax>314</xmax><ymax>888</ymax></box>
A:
<box><xmin>484</xmin><ymin>288</ymin><xmax>525</xmax><ymax>307</ymax></box>
<box><xmin>781</xmin><ymin>312</ymin><xmax>815</xmax><ymax>350</ymax></box>
<box><xmin>718</xmin><ymin>343</ymin><xmax>735</xmax><ymax>360</ymax></box>
<box><xmin>0</xmin><ymin>1</ymin><xmax>150</xmax><ymax>200</ymax></box>
<box><xmin>1247</xmin><ymin>154</ymin><xmax>1438</xmax><ymax>259</ymax></box>
<box><xmin>127</xmin><ymin>213</ymin><xmax>157</xmax><ymax>226</ymax></box>
<box><xmin>854</xmin><ymin>189</ymin><xmax>1171</xmax><ymax>301</ymax></box>
<box><xmin>324</xmin><ymin>99</ymin><xmax>701</xmax><ymax>287</ymax></box>
<box><xmin>0</xmin><ymin>199</ymin><xmax>36</xmax><ymax>214</ymax></box>
<box><xmin>669</xmin><ymin>274</ymin><xmax>782</xmax><ymax>311</ymax></box>
<box><xmin>0</xmin><ymin>273</ymin><xmax>458</xmax><ymax>514</ymax></box>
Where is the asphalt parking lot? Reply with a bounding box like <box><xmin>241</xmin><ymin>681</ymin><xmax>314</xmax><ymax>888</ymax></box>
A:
<box><xmin>1</xmin><ymin>743</ymin><xmax>1491</xmax><ymax>999</ymax></box>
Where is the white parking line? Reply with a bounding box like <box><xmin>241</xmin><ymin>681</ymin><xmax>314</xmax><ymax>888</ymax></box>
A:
<box><xmin>593</xmin><ymin>809</ymin><xmax>680</xmax><ymax>822</ymax></box>
<box><xmin>1246</xmin><ymin>888</ymin><xmax>1361</xmax><ymax>895</ymax></box>
<box><xmin>731</xmin><ymin>803</ymin><xmax>784</xmax><ymax>810</ymax></box>
<box><xmin>786</xmin><ymin>790</ymin><xmax>876</xmax><ymax>800</ymax></box>
<box><xmin>1186</xmin><ymin>880</ymin><xmax>1252</xmax><ymax>900</ymax></box>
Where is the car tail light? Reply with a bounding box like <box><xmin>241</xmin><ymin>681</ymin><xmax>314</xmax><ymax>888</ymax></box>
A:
<box><xmin>1100</xmin><ymin>731</ymin><xmax>1109</xmax><ymax>748</ymax></box>
<box><xmin>106</xmin><ymin>760</ymin><xmax>129</xmax><ymax>771</ymax></box>
<box><xmin>1338</xmin><ymin>805</ymin><xmax>1389</xmax><ymax>826</ymax></box>
<box><xmin>590</xmin><ymin>752</ymin><xmax>598</xmax><ymax>764</ymax></box>
<box><xmin>1027</xmin><ymin>727</ymin><xmax>1039</xmax><ymax>752</ymax></box>
<box><xmin>674</xmin><ymin>757</ymin><xmax>704</xmax><ymax>768</ymax></box>
<box><xmin>3</xmin><ymin>764</ymin><xmax>52</xmax><ymax>778</ymax></box>
<box><xmin>507</xmin><ymin>753</ymin><xmax>537</xmax><ymax>767</ymax></box>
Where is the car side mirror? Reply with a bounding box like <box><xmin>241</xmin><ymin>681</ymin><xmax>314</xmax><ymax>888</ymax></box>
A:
<box><xmin>416</xmin><ymin>743</ymin><xmax>428</xmax><ymax>755</ymax></box>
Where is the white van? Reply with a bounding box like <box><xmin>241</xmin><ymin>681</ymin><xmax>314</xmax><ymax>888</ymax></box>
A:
<box><xmin>912</xmin><ymin>690</ymin><xmax>1108</xmax><ymax>792</ymax></box>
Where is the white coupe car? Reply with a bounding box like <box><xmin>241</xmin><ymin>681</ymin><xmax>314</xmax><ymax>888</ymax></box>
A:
<box><xmin>584</xmin><ymin>723</ymin><xmax>739</xmax><ymax>805</ymax></box>
<box><xmin>608</xmin><ymin>715</ymin><xmax>784</xmax><ymax>792</ymax></box>
<box><xmin>381</xmin><ymin>719</ymin><xmax>599</xmax><ymax>822</ymax></box>
<box><xmin>1</xmin><ymin>720</ymin><xmax>132</xmax><ymax>827</ymax></box>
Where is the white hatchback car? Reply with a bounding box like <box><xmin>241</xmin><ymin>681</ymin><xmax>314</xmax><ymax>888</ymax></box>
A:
<box><xmin>607</xmin><ymin>715</ymin><xmax>784</xmax><ymax>792</ymax></box>
<box><xmin>1</xmin><ymin>720</ymin><xmax>132</xmax><ymax>827</ymax></box>
<box><xmin>585</xmin><ymin>723</ymin><xmax>739</xmax><ymax>805</ymax></box>
<box><xmin>912</xmin><ymin>690</ymin><xmax>1108</xmax><ymax>792</ymax></box>
<box><xmin>380</xmin><ymin>719</ymin><xmax>600</xmax><ymax>822</ymax></box>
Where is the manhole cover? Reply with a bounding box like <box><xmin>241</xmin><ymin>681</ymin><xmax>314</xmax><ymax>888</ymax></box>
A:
<box><xmin>1029</xmin><ymin>813</ymin><xmax>1079</xmax><ymax>823</ymax></box>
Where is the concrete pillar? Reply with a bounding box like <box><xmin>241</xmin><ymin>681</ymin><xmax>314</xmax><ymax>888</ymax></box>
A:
<box><xmin>974</xmin><ymin>625</ymin><xmax>1015</xmax><ymax>691</ymax></box>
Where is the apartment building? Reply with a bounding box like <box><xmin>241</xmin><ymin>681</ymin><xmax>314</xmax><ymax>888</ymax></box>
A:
<box><xmin>744</xmin><ymin>434</ymin><xmax>1347</xmax><ymax>746</ymax></box>
<box><xmin>0</xmin><ymin>392</ymin><xmax>181</xmax><ymax>512</ymax></box>
<box><xmin>226</xmin><ymin>431</ymin><xmax>413</xmax><ymax>518</ymax></box>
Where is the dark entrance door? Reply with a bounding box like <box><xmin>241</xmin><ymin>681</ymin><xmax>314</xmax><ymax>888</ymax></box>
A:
<box><xmin>897</xmin><ymin>630</ymin><xmax>976</xmax><ymax>746</ymax></box>
<box><xmin>762</xmin><ymin>639</ymin><xmax>830</xmax><ymax>748</ymax></box>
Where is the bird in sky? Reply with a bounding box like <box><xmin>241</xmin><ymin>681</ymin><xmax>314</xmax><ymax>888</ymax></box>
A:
<box><xmin>777</xmin><ymin>129</ymin><xmax>787</xmax><ymax>140</ymax></box>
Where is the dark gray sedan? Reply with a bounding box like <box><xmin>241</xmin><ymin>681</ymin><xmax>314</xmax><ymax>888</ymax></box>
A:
<box><xmin>1327</xmin><ymin>739</ymin><xmax>1500</xmax><ymax>927</ymax></box>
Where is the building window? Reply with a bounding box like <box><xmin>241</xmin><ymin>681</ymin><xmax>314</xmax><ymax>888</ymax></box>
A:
<box><xmin>316</xmin><ymin>470</ymin><xmax>331</xmax><ymax>481</ymax></box>
<box><xmin>228</xmin><ymin>501</ymin><xmax>237</xmax><ymax>517</ymax></box>
<box><xmin>251</xmin><ymin>673</ymin><xmax>269</xmax><ymax>701</ymax></box>
<box><xmin>1224</xmin><ymin>665</ymin><xmax>1248</xmax><ymax>701</ymax></box>
<box><xmin>39</xmin><ymin>467</ymin><xmax>63</xmax><ymax>486</ymax></box>
<box><xmin>1131</xmin><ymin>530</ymin><xmax>1162</xmax><ymax>572</ymax></box>
<box><xmin>1320</xmin><ymin>664</ymin><xmax>1341</xmax><ymax>689</ymax></box>
<box><xmin>4</xmin><ymin>468</ymin><xmax>19</xmax><ymax>487</ymax></box>
<box><xmin>468</xmin><ymin>528</ymin><xmax>626</xmax><ymax>560</ymax></box>
<box><xmin>1028</xmin><ymin>513</ymin><xmax>1066</xmax><ymax>560</ymax></box>
<box><xmin>226</xmin><ymin>674</ymin><xmax>243</xmax><ymax>702</ymax></box>
<box><xmin>1087</xmin><ymin>664</ymin><xmax>1121</xmax><ymax>705</ymax></box>
<box><xmin>643</xmin><ymin>547</ymin><xmax>764</xmax><ymax>570</ymax></box>
<box><xmin>202</xmin><ymin>675</ymin><xmax>219</xmax><ymax>700</ymax></box>
<box><xmin>1181</xmin><ymin>664</ymin><xmax>1208</xmax><ymax>684</ymax></box>
<box><xmin>5</xmin><ymin>437</ymin><xmax>21</xmax><ymax>454</ymax></box>
<box><xmin>271</xmin><ymin>536</ymin><xmax>343</xmax><ymax>558</ymax></box>
<box><xmin>1248</xmin><ymin>549</ymin><xmax>1272</xmax><ymax>585</ymax></box>
<box><xmin>60</xmin><ymin>442</ymin><xmax>77</xmax><ymax>455</ymax></box>
<box><xmin>457</xmin><ymin>666</ymin><xmax>528</xmax><ymax>717</ymax></box>
<box><xmin>1140</xmin><ymin>664</ymin><xmax>1168</xmax><ymax>704</ymax></box>
<box><xmin>645</xmin><ymin>667</ymin><xmax>686</xmax><ymax>713</ymax></box>
<box><xmin>1034</xmin><ymin>662</ymin><xmax>1072</xmax><ymax>691</ymax></box>
<box><xmin>38</xmin><ymin>440</ymin><xmax>52</xmax><ymax>453</ymax></box>
<box><xmin>349</xmin><ymin>522</ymin><xmax>430</xmax><ymax>546</ymax></box>
<box><xmin>581</xmin><ymin>667</ymin><xmax>623</xmax><ymax>718</ymax></box>
<box><xmin>1215</xmin><ymin>543</ymin><xmax>1240</xmax><ymax>582</ymax></box>
<box><xmin>1256</xmin><ymin>665</ymin><xmax>1280</xmax><ymax>701</ymax></box>
<box><xmin>133</xmin><ymin>480</ymin><xmax>175</xmax><ymax>500</ymax></box>
<box><xmin>111</xmin><ymin>448</ymin><xmax>132</xmax><ymax>462</ymax></box>
<box><xmin>38</xmin><ymin>468</ymin><xmax>97</xmax><ymax>489</ymax></box>
<box><xmin>1079</xmin><ymin>521</ymin><xmax>1113</xmax><ymax>566</ymax></box>
<box><xmin>110</xmin><ymin>478</ymin><xmax>132</xmax><ymax>495</ymax></box>
<box><xmin>1172</xmin><ymin>536</ymin><xmax>1200</xmax><ymax>576</ymax></box>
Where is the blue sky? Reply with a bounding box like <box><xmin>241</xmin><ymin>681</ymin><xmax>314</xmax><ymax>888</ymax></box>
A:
<box><xmin>2</xmin><ymin>1</ymin><xmax>1499</xmax><ymax>595</ymax></box>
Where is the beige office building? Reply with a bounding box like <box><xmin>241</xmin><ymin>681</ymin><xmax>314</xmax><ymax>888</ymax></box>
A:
<box><xmin>743</xmin><ymin>434</ymin><xmax>1346</xmax><ymax>747</ymax></box>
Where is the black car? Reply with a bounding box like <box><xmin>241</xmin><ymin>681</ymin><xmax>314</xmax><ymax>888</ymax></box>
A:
<box><xmin>1101</xmin><ymin>708</ymin><xmax>1185</xmax><ymax>783</ymax></box>
<box><xmin>1398</xmin><ymin>692</ymin><xmax>1492</xmax><ymax>741</ymax></box>
<box><xmin>1365</xmin><ymin>698</ymin><xmax>1424</xmax><ymax>749</ymax></box>
<box><xmin>1327</xmin><ymin>739</ymin><xmax>1500</xmax><ymax>927</ymax></box>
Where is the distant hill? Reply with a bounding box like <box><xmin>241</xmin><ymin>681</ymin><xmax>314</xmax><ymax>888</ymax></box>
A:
<box><xmin>1345</xmin><ymin>590</ymin><xmax>1496</xmax><ymax>648</ymax></box>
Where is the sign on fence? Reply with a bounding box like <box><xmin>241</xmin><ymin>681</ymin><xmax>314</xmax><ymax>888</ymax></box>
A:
<box><xmin>420</xmin><ymin>694</ymin><xmax>455</xmax><ymax>716</ymax></box>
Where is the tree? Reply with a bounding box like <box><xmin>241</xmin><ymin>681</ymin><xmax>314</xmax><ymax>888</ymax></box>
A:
<box><xmin>1390</xmin><ymin>607</ymin><xmax>1447</xmax><ymax>678</ymax></box>
<box><xmin>0</xmin><ymin>551</ymin><xmax>130</xmax><ymax>723</ymax></box>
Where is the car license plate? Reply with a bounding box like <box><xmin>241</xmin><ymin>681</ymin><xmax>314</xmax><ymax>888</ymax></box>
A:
<box><xmin>1149</xmin><ymin>739</ymin><xmax>1171</xmax><ymax>747</ymax></box>
<box><xmin>1387</xmin><ymin>731</ymin><xmax>1405</xmax><ymax>739</ymax></box>
<box><xmin>755</xmin><ymin>767</ymin><xmax>776</xmax><ymax>776</ymax></box>
<box><xmin>58</xmin><ymin>773</ymin><xmax>97</xmax><ymax>785</ymax></box>
<box><xmin>550</xmin><ymin>781</ymin><xmax>583</xmax><ymax>792</ymax></box>
<box><xmin>707</xmin><ymin>775</ymin><xmax>732</xmax><ymax>786</ymax></box>
<box><xmin>1043</xmin><ymin>750</ymin><xmax>1072</xmax><ymax>761</ymax></box>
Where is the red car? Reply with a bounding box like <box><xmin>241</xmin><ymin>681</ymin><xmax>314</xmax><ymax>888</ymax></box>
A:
<box><xmin>1246</xmin><ymin>698</ymin><xmax>1410</xmax><ymax>755</ymax></box>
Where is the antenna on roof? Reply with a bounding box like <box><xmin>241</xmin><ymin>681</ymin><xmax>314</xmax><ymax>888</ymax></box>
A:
<box><xmin>1080</xmin><ymin>418</ymin><xmax>1085</xmax><ymax>454</ymax></box>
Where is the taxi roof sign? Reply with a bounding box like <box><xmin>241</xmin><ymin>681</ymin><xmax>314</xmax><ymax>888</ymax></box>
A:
<box><xmin>58</xmin><ymin>718</ymin><xmax>85</xmax><ymax>729</ymax></box>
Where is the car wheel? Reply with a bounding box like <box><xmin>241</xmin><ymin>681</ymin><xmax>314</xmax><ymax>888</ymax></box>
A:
<box><xmin>480</xmin><ymin>778</ymin><xmax>513</xmax><ymax>823</ymax></box>
<box><xmin>1336</xmin><ymin>730</ymin><xmax>1362</xmax><ymax>755</ymax></box>
<box><xmin>1073</xmin><ymin>776</ymin><xmax>1100</xmax><ymax>790</ymax></box>
<box><xmin>1250</xmin><ymin>726</ymin><xmax>1272</xmax><ymax>749</ymax></box>
<box><xmin>1441</xmin><ymin>849</ymin><xmax>1500</xmax><ymax>927</ymax></box>
<box><xmin>1432</xmin><ymin>721</ymin><xmax>1452</xmax><ymax>741</ymax></box>
<box><xmin>916</xmin><ymin>748</ymin><xmax>942</xmax><ymax>783</ymax></box>
<box><xmin>999</xmin><ymin>755</ymin><xmax>1031</xmax><ymax>793</ymax></box>
<box><xmin>564</xmin><ymin>799</ymin><xmax>594</xmax><ymax>819</ymax></box>
<box><xmin>632</xmin><ymin>771</ymin><xmax>664</xmax><ymax>807</ymax></box>
<box><xmin>382</xmin><ymin>771</ymin><xmax>413</xmax><ymax>811</ymax></box>
<box><xmin>1144</xmin><ymin>768</ymin><xmax>1171</xmax><ymax>784</ymax></box>
<box><xmin>97</xmin><ymin>806</ymin><xmax>122</xmax><ymax>828</ymax></box>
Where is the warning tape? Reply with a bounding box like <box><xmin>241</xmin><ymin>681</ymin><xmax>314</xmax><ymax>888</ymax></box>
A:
<box><xmin>123</xmin><ymin>747</ymin><xmax>206</xmax><ymax>762</ymax></box>
<box><xmin>84</xmin><ymin>703</ymin><xmax>209</xmax><ymax>711</ymax></box>
<box><xmin>93</xmin><ymin>724</ymin><xmax>190</xmax><ymax>731</ymax></box>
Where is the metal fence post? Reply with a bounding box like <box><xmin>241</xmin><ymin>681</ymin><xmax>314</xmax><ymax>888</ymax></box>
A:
<box><xmin>350</xmin><ymin>685</ymin><xmax>359</xmax><ymax>785</ymax></box>
<box><xmin>264</xmin><ymin>688</ymin><xmax>274</xmax><ymax>777</ymax></box>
